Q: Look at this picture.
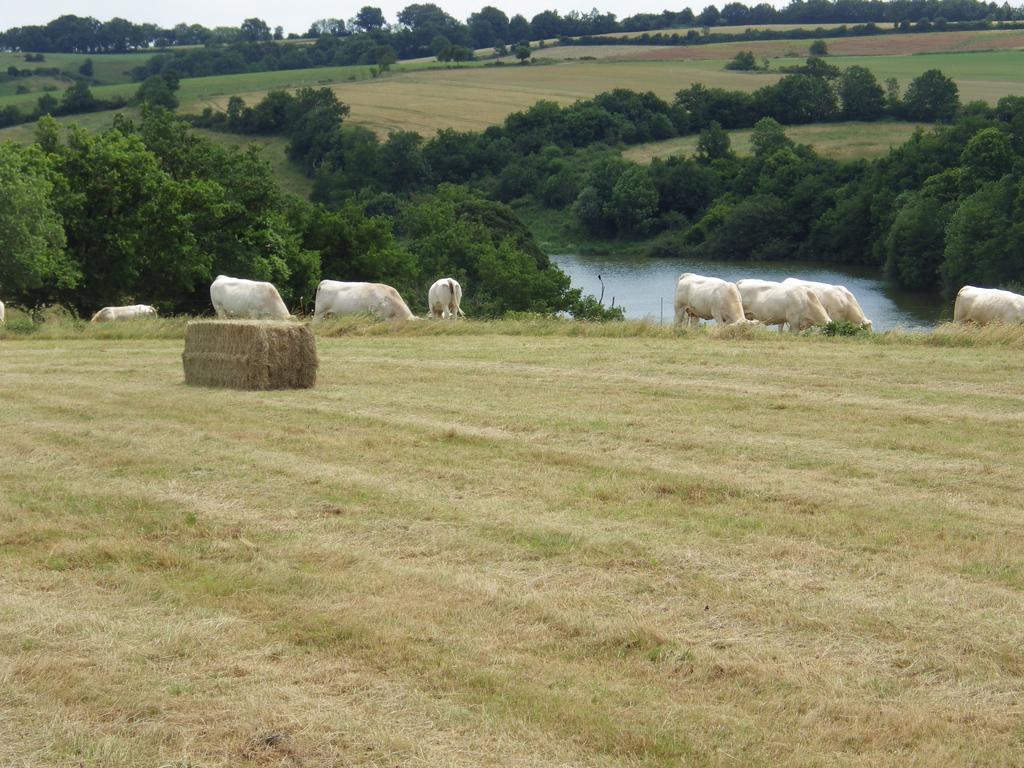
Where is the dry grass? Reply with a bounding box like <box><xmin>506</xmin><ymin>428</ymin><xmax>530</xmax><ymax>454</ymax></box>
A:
<box><xmin>2</xmin><ymin>324</ymin><xmax>1024</xmax><ymax>766</ymax></box>
<box><xmin>623</xmin><ymin>120</ymin><xmax>927</xmax><ymax>162</ymax></box>
<box><xmin>204</xmin><ymin>61</ymin><xmax>770</xmax><ymax>137</ymax></box>
<box><xmin>615</xmin><ymin>28</ymin><xmax>1024</xmax><ymax>61</ymax></box>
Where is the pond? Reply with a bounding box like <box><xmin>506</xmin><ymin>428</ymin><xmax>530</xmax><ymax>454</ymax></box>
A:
<box><xmin>550</xmin><ymin>253</ymin><xmax>950</xmax><ymax>331</ymax></box>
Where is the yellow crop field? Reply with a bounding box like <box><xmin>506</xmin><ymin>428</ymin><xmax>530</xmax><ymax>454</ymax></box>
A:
<box><xmin>624</xmin><ymin>120</ymin><xmax>927</xmax><ymax>162</ymax></box>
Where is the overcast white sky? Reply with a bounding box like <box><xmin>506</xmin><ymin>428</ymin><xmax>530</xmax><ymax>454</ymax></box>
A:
<box><xmin>2</xmin><ymin>2</ymin><xmax>725</xmax><ymax>34</ymax></box>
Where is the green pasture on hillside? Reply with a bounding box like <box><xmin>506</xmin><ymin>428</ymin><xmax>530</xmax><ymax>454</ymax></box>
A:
<box><xmin>2</xmin><ymin>323</ymin><xmax>1024</xmax><ymax>766</ymax></box>
<box><xmin>0</xmin><ymin>50</ymin><xmax>151</xmax><ymax>86</ymax></box>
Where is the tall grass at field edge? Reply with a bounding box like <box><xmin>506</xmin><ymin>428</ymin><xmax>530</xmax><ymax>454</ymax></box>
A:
<box><xmin>2</xmin><ymin>312</ymin><xmax>1023</xmax><ymax>348</ymax></box>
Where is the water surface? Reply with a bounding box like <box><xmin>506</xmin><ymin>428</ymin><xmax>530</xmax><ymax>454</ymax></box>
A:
<box><xmin>551</xmin><ymin>253</ymin><xmax>949</xmax><ymax>331</ymax></box>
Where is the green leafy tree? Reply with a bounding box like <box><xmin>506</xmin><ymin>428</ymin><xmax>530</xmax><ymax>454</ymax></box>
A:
<box><xmin>609</xmin><ymin>165</ymin><xmax>659</xmax><ymax>234</ymax></box>
<box><xmin>750</xmin><ymin>117</ymin><xmax>792</xmax><ymax>158</ymax></box>
<box><xmin>240</xmin><ymin>17</ymin><xmax>272</xmax><ymax>42</ymax></box>
<box><xmin>0</xmin><ymin>142</ymin><xmax>75</xmax><ymax>306</ymax></box>
<box><xmin>135</xmin><ymin>74</ymin><xmax>179</xmax><ymax>109</ymax></box>
<box><xmin>78</xmin><ymin>58</ymin><xmax>93</xmax><ymax>77</ymax></box>
<box><xmin>902</xmin><ymin>69</ymin><xmax>959</xmax><ymax>122</ymax></box>
<box><xmin>352</xmin><ymin>6</ymin><xmax>386</xmax><ymax>31</ymax></box>
<box><xmin>514</xmin><ymin>43</ymin><xmax>531</xmax><ymax>63</ymax></box>
<box><xmin>959</xmin><ymin>127</ymin><xmax>1014</xmax><ymax>187</ymax></box>
<box><xmin>60</xmin><ymin>80</ymin><xmax>96</xmax><ymax>113</ymax></box>
<box><xmin>696</xmin><ymin>121</ymin><xmax>733</xmax><ymax>163</ymax></box>
<box><xmin>724</xmin><ymin>50</ymin><xmax>757</xmax><ymax>71</ymax></box>
<box><xmin>884</xmin><ymin>192</ymin><xmax>949</xmax><ymax>291</ymax></box>
<box><xmin>809</xmin><ymin>39</ymin><xmax>828</xmax><ymax>55</ymax></box>
<box><xmin>942</xmin><ymin>177</ymin><xmax>1023</xmax><ymax>294</ymax></box>
<box><xmin>838</xmin><ymin>65</ymin><xmax>885</xmax><ymax>121</ymax></box>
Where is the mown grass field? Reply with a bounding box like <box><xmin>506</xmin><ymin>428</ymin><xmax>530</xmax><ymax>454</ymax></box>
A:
<box><xmin>624</xmin><ymin>120</ymin><xmax>927</xmax><ymax>162</ymax></box>
<box><xmin>2</xmin><ymin>320</ymin><xmax>1024</xmax><ymax>767</ymax></box>
<box><xmin>266</xmin><ymin>61</ymin><xmax>768</xmax><ymax>136</ymax></box>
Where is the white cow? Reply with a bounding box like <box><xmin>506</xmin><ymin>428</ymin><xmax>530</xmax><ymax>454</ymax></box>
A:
<box><xmin>673</xmin><ymin>273</ymin><xmax>749</xmax><ymax>327</ymax></box>
<box><xmin>428</xmin><ymin>278</ymin><xmax>465</xmax><ymax>319</ymax></box>
<box><xmin>312</xmin><ymin>280</ymin><xmax>416</xmax><ymax>322</ymax></box>
<box><xmin>736</xmin><ymin>278</ymin><xmax>831</xmax><ymax>333</ymax></box>
<box><xmin>0</xmin><ymin>300</ymin><xmax>5</xmax><ymax>324</ymax></box>
<box><xmin>783</xmin><ymin>278</ymin><xmax>872</xmax><ymax>331</ymax></box>
<box><xmin>953</xmin><ymin>285</ymin><xmax>1024</xmax><ymax>325</ymax></box>
<box><xmin>210</xmin><ymin>275</ymin><xmax>290</xmax><ymax>320</ymax></box>
<box><xmin>90</xmin><ymin>304</ymin><xmax>158</xmax><ymax>323</ymax></box>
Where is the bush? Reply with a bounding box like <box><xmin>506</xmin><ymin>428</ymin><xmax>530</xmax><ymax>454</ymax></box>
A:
<box><xmin>822</xmin><ymin>320</ymin><xmax>870</xmax><ymax>337</ymax></box>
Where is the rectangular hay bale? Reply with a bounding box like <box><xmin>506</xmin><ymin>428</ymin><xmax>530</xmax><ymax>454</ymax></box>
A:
<box><xmin>182</xmin><ymin>320</ymin><xmax>318</xmax><ymax>390</ymax></box>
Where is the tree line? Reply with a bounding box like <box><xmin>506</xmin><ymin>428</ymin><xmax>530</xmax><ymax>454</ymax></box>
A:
<box><xmin>187</xmin><ymin>63</ymin><xmax>1022</xmax><ymax>298</ymax></box>
<box><xmin>5</xmin><ymin>0</ymin><xmax>1023</xmax><ymax>55</ymax></box>
<box><xmin>0</xmin><ymin>109</ymin><xmax>619</xmax><ymax>321</ymax></box>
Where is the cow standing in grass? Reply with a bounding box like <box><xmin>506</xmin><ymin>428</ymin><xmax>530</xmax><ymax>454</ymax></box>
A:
<box><xmin>428</xmin><ymin>278</ymin><xmax>464</xmax><ymax>319</ymax></box>
<box><xmin>953</xmin><ymin>286</ymin><xmax>1024</xmax><ymax>325</ymax></box>
<box><xmin>312</xmin><ymin>280</ymin><xmax>416</xmax><ymax>322</ymax></box>
<box><xmin>90</xmin><ymin>304</ymin><xmax>158</xmax><ymax>323</ymax></box>
<box><xmin>737</xmin><ymin>278</ymin><xmax>831</xmax><ymax>333</ymax></box>
<box><xmin>782</xmin><ymin>278</ymin><xmax>872</xmax><ymax>331</ymax></box>
<box><xmin>210</xmin><ymin>275</ymin><xmax>290</xmax><ymax>320</ymax></box>
<box><xmin>673</xmin><ymin>273</ymin><xmax>749</xmax><ymax>327</ymax></box>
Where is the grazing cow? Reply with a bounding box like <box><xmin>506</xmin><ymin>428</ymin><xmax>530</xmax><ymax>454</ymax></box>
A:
<box><xmin>90</xmin><ymin>304</ymin><xmax>158</xmax><ymax>323</ymax></box>
<box><xmin>953</xmin><ymin>285</ymin><xmax>1024</xmax><ymax>325</ymax></box>
<box><xmin>428</xmin><ymin>277</ymin><xmax>465</xmax><ymax>319</ymax></box>
<box><xmin>312</xmin><ymin>280</ymin><xmax>416</xmax><ymax>322</ymax></box>
<box><xmin>673</xmin><ymin>273</ymin><xmax>749</xmax><ymax>327</ymax></box>
<box><xmin>737</xmin><ymin>278</ymin><xmax>831</xmax><ymax>333</ymax></box>
<box><xmin>210</xmin><ymin>275</ymin><xmax>290</xmax><ymax>320</ymax></box>
<box><xmin>0</xmin><ymin>300</ymin><xmax>5</xmax><ymax>325</ymax></box>
<box><xmin>783</xmin><ymin>278</ymin><xmax>872</xmax><ymax>331</ymax></box>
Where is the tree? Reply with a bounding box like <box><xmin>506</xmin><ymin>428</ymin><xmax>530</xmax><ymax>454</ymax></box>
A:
<box><xmin>514</xmin><ymin>44</ymin><xmax>531</xmax><ymax>63</ymax></box>
<box><xmin>750</xmin><ymin>117</ymin><xmax>792</xmax><ymax>158</ymax></box>
<box><xmin>0</xmin><ymin>141</ymin><xmax>75</xmax><ymax>306</ymax></box>
<box><xmin>884</xmin><ymin>192</ymin><xmax>948</xmax><ymax>291</ymax></box>
<box><xmin>761</xmin><ymin>73</ymin><xmax>837</xmax><ymax>124</ymax></box>
<box><xmin>274</xmin><ymin>26</ymin><xmax>284</xmax><ymax>40</ymax></box>
<box><xmin>353</xmin><ymin>6</ymin><xmax>386</xmax><ymax>31</ymax></box>
<box><xmin>240</xmin><ymin>17</ymin><xmax>272</xmax><ymax>42</ymax></box>
<box><xmin>78</xmin><ymin>58</ymin><xmax>93</xmax><ymax>77</ymax></box>
<box><xmin>809</xmin><ymin>39</ymin><xmax>828</xmax><ymax>55</ymax></box>
<box><xmin>724</xmin><ymin>50</ymin><xmax>758</xmax><ymax>71</ymax></box>
<box><xmin>902</xmin><ymin>69</ymin><xmax>959</xmax><ymax>122</ymax></box>
<box><xmin>839</xmin><ymin>65</ymin><xmax>885</xmax><ymax>120</ymax></box>
<box><xmin>696</xmin><ymin>5</ymin><xmax>721</xmax><ymax>26</ymax></box>
<box><xmin>609</xmin><ymin>165</ymin><xmax>659</xmax><ymax>234</ymax></box>
<box><xmin>469</xmin><ymin>6</ymin><xmax>510</xmax><ymax>48</ymax></box>
<box><xmin>529</xmin><ymin>10</ymin><xmax>562</xmax><ymax>39</ymax></box>
<box><xmin>696</xmin><ymin>121</ymin><xmax>733</xmax><ymax>163</ymax></box>
<box><xmin>135</xmin><ymin>74</ymin><xmax>179</xmax><ymax>109</ymax></box>
<box><xmin>959</xmin><ymin>127</ymin><xmax>1014</xmax><ymax>186</ymax></box>
<box><xmin>60</xmin><ymin>80</ymin><xmax>96</xmax><ymax>113</ymax></box>
<box><xmin>942</xmin><ymin>177</ymin><xmax>1023</xmax><ymax>293</ymax></box>
<box><xmin>508</xmin><ymin>14</ymin><xmax>530</xmax><ymax>42</ymax></box>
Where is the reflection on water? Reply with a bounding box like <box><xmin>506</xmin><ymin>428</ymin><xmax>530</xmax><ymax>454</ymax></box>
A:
<box><xmin>551</xmin><ymin>253</ymin><xmax>950</xmax><ymax>331</ymax></box>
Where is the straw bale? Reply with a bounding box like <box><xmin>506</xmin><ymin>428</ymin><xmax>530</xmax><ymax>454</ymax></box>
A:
<box><xmin>182</xmin><ymin>320</ymin><xmax>317</xmax><ymax>390</ymax></box>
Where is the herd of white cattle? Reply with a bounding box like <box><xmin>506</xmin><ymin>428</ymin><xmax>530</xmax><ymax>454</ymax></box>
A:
<box><xmin>673</xmin><ymin>274</ymin><xmax>1024</xmax><ymax>331</ymax></box>
<box><xmin>2</xmin><ymin>273</ymin><xmax>1022</xmax><ymax>330</ymax></box>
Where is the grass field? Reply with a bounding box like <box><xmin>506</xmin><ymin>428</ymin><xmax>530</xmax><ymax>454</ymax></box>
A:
<box><xmin>260</xmin><ymin>61</ymin><xmax>768</xmax><ymax>136</ymax></box>
<box><xmin>0</xmin><ymin>60</ymin><xmax>483</xmax><ymax>114</ymax></box>
<box><xmin>2</xmin><ymin>321</ymin><xmax>1024</xmax><ymax>766</ymax></box>
<box><xmin>0</xmin><ymin>50</ymin><xmax>151</xmax><ymax>90</ymax></box>
<box><xmin>624</xmin><ymin>120</ymin><xmax>927</xmax><ymax>162</ymax></box>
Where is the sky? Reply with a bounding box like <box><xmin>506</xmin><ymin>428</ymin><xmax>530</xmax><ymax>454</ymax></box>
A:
<box><xmin>2</xmin><ymin>1</ymin><xmax>725</xmax><ymax>35</ymax></box>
